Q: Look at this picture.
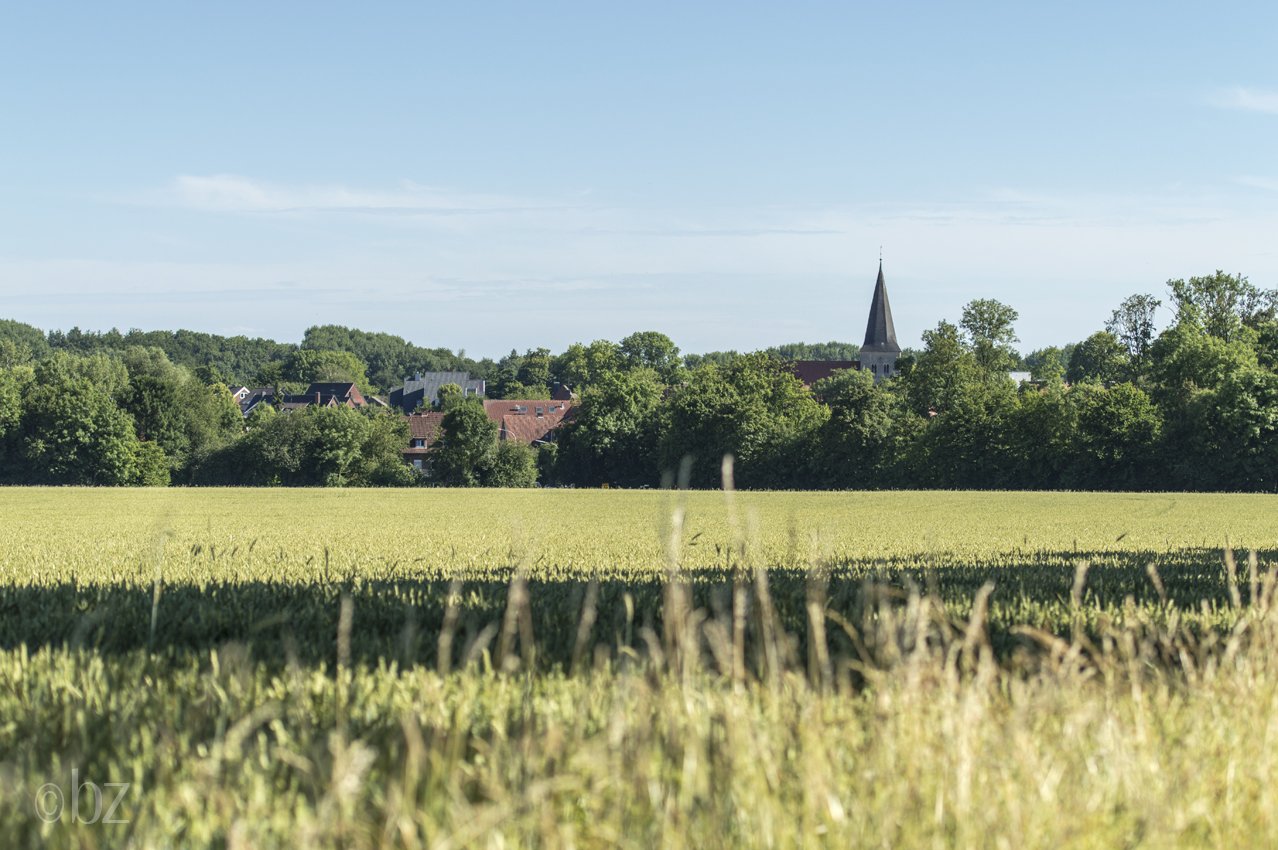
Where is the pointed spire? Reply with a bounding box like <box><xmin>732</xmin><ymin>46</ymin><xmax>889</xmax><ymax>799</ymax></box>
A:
<box><xmin>861</xmin><ymin>261</ymin><xmax>900</xmax><ymax>353</ymax></box>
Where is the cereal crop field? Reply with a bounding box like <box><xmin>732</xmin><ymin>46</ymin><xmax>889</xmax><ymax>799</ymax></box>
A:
<box><xmin>3</xmin><ymin>488</ymin><xmax>1278</xmax><ymax>848</ymax></box>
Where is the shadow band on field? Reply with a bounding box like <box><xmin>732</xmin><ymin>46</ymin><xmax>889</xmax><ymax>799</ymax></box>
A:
<box><xmin>0</xmin><ymin>547</ymin><xmax>1262</xmax><ymax>670</ymax></box>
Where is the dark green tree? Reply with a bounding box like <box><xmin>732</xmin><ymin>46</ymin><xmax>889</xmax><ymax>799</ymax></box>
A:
<box><xmin>0</xmin><ymin>366</ymin><xmax>30</xmax><ymax>473</ymax></box>
<box><xmin>194</xmin><ymin>364</ymin><xmax>228</xmax><ymax>386</ymax></box>
<box><xmin>516</xmin><ymin>348</ymin><xmax>553</xmax><ymax>394</ymax></box>
<box><xmin>172</xmin><ymin>381</ymin><xmax>243</xmax><ymax>478</ymax></box>
<box><xmin>911</xmin><ymin>380</ymin><xmax>1019</xmax><ymax>489</ymax></box>
<box><xmin>434</xmin><ymin>399</ymin><xmax>498</xmax><ymax>486</ymax></box>
<box><xmin>1005</xmin><ymin>382</ymin><xmax>1078</xmax><ymax>488</ymax></box>
<box><xmin>1066</xmin><ymin>383</ymin><xmax>1161</xmax><ymax>490</ymax></box>
<box><xmin>766</xmin><ymin>341</ymin><xmax>861</xmax><ymax>362</ymax></box>
<box><xmin>554</xmin><ymin>368</ymin><xmax>664</xmax><ymax>487</ymax></box>
<box><xmin>683</xmin><ymin>350</ymin><xmax>741</xmax><ymax>370</ymax></box>
<box><xmin>275</xmin><ymin>349</ymin><xmax>374</xmax><ymax>396</ymax></box>
<box><xmin>551</xmin><ymin>341</ymin><xmax>622</xmax><ymax>391</ymax></box>
<box><xmin>0</xmin><ymin>319</ymin><xmax>50</xmax><ymax>361</ymax></box>
<box><xmin>192</xmin><ymin>404</ymin><xmax>412</xmax><ymax>487</ymax></box>
<box><xmin>484</xmin><ymin>440</ymin><xmax>538</xmax><ymax>488</ymax></box>
<box><xmin>1167</xmin><ymin>271</ymin><xmax>1277</xmax><ymax>342</ymax></box>
<box><xmin>20</xmin><ymin>378</ymin><xmax>140</xmax><ymax>485</ymax></box>
<box><xmin>1027</xmin><ymin>347</ymin><xmax>1067</xmax><ymax>383</ymax></box>
<box><xmin>902</xmin><ymin>321</ymin><xmax>979</xmax><ymax>415</ymax></box>
<box><xmin>133</xmin><ymin>441</ymin><xmax>171</xmax><ymax>486</ymax></box>
<box><xmin>121</xmin><ymin>375</ymin><xmax>185</xmax><ymax>452</ymax></box>
<box><xmin>1204</xmin><ymin>368</ymin><xmax>1278</xmax><ymax>491</ymax></box>
<box><xmin>658</xmin><ymin>352</ymin><xmax>827</xmax><ymax>489</ymax></box>
<box><xmin>1066</xmin><ymin>332</ymin><xmax>1128</xmax><ymax>385</ymax></box>
<box><xmin>960</xmin><ymin>299</ymin><xmax>1020</xmax><ymax>377</ymax></box>
<box><xmin>436</xmin><ymin>382</ymin><xmax>465</xmax><ymax>411</ymax></box>
<box><xmin>810</xmin><ymin>368</ymin><xmax>904</xmax><ymax>488</ymax></box>
<box><xmin>1147</xmin><ymin>322</ymin><xmax>1257</xmax><ymax>397</ymax></box>
<box><xmin>1105</xmin><ymin>294</ymin><xmax>1162</xmax><ymax>376</ymax></box>
<box><xmin>301</xmin><ymin>324</ymin><xmax>495</xmax><ymax>392</ymax></box>
<box><xmin>619</xmin><ymin>332</ymin><xmax>681</xmax><ymax>381</ymax></box>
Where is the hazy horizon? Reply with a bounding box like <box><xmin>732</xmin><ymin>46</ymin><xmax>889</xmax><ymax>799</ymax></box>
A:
<box><xmin>3</xmin><ymin>2</ymin><xmax>1275</xmax><ymax>355</ymax></box>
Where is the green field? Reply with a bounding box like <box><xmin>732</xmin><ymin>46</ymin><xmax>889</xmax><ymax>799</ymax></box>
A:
<box><xmin>3</xmin><ymin>489</ymin><xmax>1278</xmax><ymax>847</ymax></box>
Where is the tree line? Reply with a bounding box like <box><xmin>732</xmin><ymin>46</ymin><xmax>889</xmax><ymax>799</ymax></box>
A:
<box><xmin>4</xmin><ymin>319</ymin><xmax>861</xmax><ymax>398</ymax></box>
<box><xmin>0</xmin><ymin>317</ymin><xmax>865</xmax><ymax>487</ymax></box>
<box><xmin>0</xmin><ymin>343</ymin><xmax>413</xmax><ymax>487</ymax></box>
<box><xmin>3</xmin><ymin>268</ymin><xmax>1274</xmax><ymax>491</ymax></box>
<box><xmin>539</xmin><ymin>271</ymin><xmax>1278</xmax><ymax>492</ymax></box>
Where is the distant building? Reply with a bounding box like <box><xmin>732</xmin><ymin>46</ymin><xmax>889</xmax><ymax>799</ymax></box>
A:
<box><xmin>304</xmin><ymin>382</ymin><xmax>368</xmax><ymax>407</ymax></box>
<box><xmin>276</xmin><ymin>382</ymin><xmax>368</xmax><ymax>414</ymax></box>
<box><xmin>280</xmin><ymin>392</ymin><xmax>336</xmax><ymax>414</ymax></box>
<box><xmin>859</xmin><ymin>262</ymin><xmax>900</xmax><ymax>383</ymax></box>
<box><xmin>389</xmin><ymin>372</ymin><xmax>486</xmax><ymax>414</ymax></box>
<box><xmin>402</xmin><ymin>412</ymin><xmax>445</xmax><ymax>472</ymax></box>
<box><xmin>789</xmin><ymin>361</ymin><xmax>861</xmax><ymax>388</ymax></box>
<box><xmin>789</xmin><ymin>262</ymin><xmax>900</xmax><ymax>386</ymax></box>
<box><xmin>397</xmin><ymin>400</ymin><xmax>573</xmax><ymax>474</ymax></box>
<box><xmin>483</xmin><ymin>399</ymin><xmax>574</xmax><ymax>445</ymax></box>
<box><xmin>239</xmin><ymin>387</ymin><xmax>276</xmax><ymax>417</ymax></box>
<box><xmin>1009</xmin><ymin>371</ymin><xmax>1033</xmax><ymax>385</ymax></box>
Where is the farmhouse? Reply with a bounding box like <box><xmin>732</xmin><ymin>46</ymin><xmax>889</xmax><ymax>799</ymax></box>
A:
<box><xmin>484</xmin><ymin>399</ymin><xmax>573</xmax><ymax>446</ymax></box>
<box><xmin>402</xmin><ymin>412</ymin><xmax>445</xmax><ymax>472</ymax></box>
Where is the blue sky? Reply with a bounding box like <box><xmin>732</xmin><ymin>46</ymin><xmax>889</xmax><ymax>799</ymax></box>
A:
<box><xmin>1</xmin><ymin>1</ymin><xmax>1275</xmax><ymax>358</ymax></box>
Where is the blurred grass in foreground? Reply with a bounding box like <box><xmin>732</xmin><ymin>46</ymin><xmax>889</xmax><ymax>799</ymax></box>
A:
<box><xmin>2</xmin><ymin>487</ymin><xmax>1278</xmax><ymax>847</ymax></box>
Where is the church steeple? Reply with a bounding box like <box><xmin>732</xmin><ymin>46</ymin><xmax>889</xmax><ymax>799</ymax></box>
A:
<box><xmin>860</xmin><ymin>262</ymin><xmax>900</xmax><ymax>383</ymax></box>
<box><xmin>861</xmin><ymin>261</ymin><xmax>900</xmax><ymax>354</ymax></box>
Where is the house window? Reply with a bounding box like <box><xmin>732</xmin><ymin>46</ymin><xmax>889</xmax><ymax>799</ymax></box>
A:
<box><xmin>536</xmin><ymin>406</ymin><xmax>544</xmax><ymax>417</ymax></box>
<box><xmin>871</xmin><ymin>364</ymin><xmax>877</xmax><ymax>374</ymax></box>
<box><xmin>413</xmin><ymin>459</ymin><xmax>423</xmax><ymax>470</ymax></box>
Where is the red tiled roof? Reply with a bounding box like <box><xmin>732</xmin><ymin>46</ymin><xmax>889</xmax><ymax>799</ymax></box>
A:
<box><xmin>483</xmin><ymin>400</ymin><xmax>574</xmax><ymax>445</ymax></box>
<box><xmin>402</xmin><ymin>412</ymin><xmax>445</xmax><ymax>454</ymax></box>
<box><xmin>789</xmin><ymin>360</ymin><xmax>860</xmax><ymax>387</ymax></box>
<box><xmin>406</xmin><ymin>412</ymin><xmax>444</xmax><ymax>439</ymax></box>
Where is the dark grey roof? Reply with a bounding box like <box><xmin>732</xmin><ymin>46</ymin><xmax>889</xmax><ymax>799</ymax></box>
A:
<box><xmin>861</xmin><ymin>263</ymin><xmax>900</xmax><ymax>354</ymax></box>
<box><xmin>390</xmin><ymin>372</ymin><xmax>486</xmax><ymax>414</ymax></box>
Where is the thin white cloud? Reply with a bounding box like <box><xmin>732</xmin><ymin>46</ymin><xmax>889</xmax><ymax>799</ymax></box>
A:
<box><xmin>148</xmin><ymin>174</ymin><xmax>566</xmax><ymax>216</ymax></box>
<box><xmin>1209</xmin><ymin>87</ymin><xmax>1278</xmax><ymax>115</ymax></box>
<box><xmin>29</xmin><ymin>174</ymin><xmax>1273</xmax><ymax>354</ymax></box>
<box><xmin>1235</xmin><ymin>176</ymin><xmax>1278</xmax><ymax>192</ymax></box>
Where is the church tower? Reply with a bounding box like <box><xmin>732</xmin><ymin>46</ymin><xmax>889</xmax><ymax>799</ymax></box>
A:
<box><xmin>861</xmin><ymin>262</ymin><xmax>900</xmax><ymax>382</ymax></box>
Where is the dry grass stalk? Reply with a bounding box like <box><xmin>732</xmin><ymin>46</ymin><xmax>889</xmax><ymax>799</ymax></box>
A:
<box><xmin>570</xmin><ymin>577</ymin><xmax>599</xmax><ymax>675</ymax></box>
<box><xmin>436</xmin><ymin>580</ymin><xmax>461</xmax><ymax>677</ymax></box>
